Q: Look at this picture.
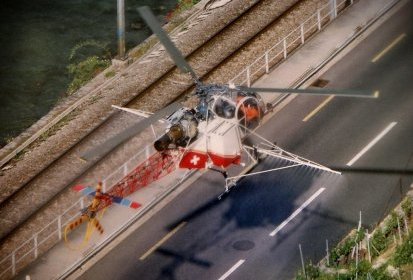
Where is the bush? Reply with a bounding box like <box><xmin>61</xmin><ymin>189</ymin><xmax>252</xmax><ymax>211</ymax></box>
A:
<box><xmin>371</xmin><ymin>229</ymin><xmax>388</xmax><ymax>257</ymax></box>
<box><xmin>67</xmin><ymin>40</ymin><xmax>111</xmax><ymax>94</ymax></box>
<box><xmin>329</xmin><ymin>231</ymin><xmax>360</xmax><ymax>266</ymax></box>
<box><xmin>67</xmin><ymin>56</ymin><xmax>110</xmax><ymax>94</ymax></box>
<box><xmin>350</xmin><ymin>260</ymin><xmax>372</xmax><ymax>277</ymax></box>
<box><xmin>402</xmin><ymin>197</ymin><xmax>413</xmax><ymax>217</ymax></box>
<box><xmin>383</xmin><ymin>211</ymin><xmax>400</xmax><ymax>237</ymax></box>
<box><xmin>393</xmin><ymin>232</ymin><xmax>413</xmax><ymax>266</ymax></box>
<box><xmin>370</xmin><ymin>265</ymin><xmax>392</xmax><ymax>280</ymax></box>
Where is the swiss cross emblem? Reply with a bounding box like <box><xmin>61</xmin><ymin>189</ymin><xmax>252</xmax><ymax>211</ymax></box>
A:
<box><xmin>190</xmin><ymin>155</ymin><xmax>200</xmax><ymax>165</ymax></box>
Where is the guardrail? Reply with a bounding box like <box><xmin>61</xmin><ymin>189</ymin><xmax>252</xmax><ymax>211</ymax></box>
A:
<box><xmin>229</xmin><ymin>0</ymin><xmax>354</xmax><ymax>87</ymax></box>
<box><xmin>0</xmin><ymin>0</ymin><xmax>388</xmax><ymax>278</ymax></box>
<box><xmin>0</xmin><ymin>124</ymin><xmax>164</xmax><ymax>279</ymax></box>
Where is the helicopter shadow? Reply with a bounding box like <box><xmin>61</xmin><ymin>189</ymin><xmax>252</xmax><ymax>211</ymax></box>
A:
<box><xmin>142</xmin><ymin>157</ymin><xmax>344</xmax><ymax>280</ymax></box>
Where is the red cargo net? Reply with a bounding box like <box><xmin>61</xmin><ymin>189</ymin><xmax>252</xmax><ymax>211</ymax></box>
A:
<box><xmin>97</xmin><ymin>150</ymin><xmax>182</xmax><ymax>210</ymax></box>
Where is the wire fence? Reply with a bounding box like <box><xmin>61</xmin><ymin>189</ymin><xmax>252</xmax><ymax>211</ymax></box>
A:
<box><xmin>0</xmin><ymin>0</ymin><xmax>358</xmax><ymax>278</ymax></box>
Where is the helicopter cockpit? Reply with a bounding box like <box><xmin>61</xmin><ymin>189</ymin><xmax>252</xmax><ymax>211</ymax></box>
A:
<box><xmin>211</xmin><ymin>96</ymin><xmax>236</xmax><ymax>119</ymax></box>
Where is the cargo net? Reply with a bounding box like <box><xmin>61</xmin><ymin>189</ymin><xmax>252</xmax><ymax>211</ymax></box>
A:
<box><xmin>99</xmin><ymin>149</ymin><xmax>183</xmax><ymax>210</ymax></box>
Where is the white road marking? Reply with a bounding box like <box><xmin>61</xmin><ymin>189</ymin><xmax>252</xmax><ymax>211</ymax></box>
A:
<box><xmin>269</xmin><ymin>188</ymin><xmax>326</xmax><ymax>237</ymax></box>
<box><xmin>346</xmin><ymin>122</ymin><xmax>397</xmax><ymax>166</ymax></box>
<box><xmin>139</xmin><ymin>222</ymin><xmax>186</xmax><ymax>261</ymax></box>
<box><xmin>372</xmin><ymin>33</ymin><xmax>406</xmax><ymax>63</ymax></box>
<box><xmin>303</xmin><ymin>95</ymin><xmax>334</xmax><ymax>122</ymax></box>
<box><xmin>218</xmin><ymin>259</ymin><xmax>245</xmax><ymax>280</ymax></box>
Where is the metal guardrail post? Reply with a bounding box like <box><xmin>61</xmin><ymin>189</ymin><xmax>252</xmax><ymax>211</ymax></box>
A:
<box><xmin>265</xmin><ymin>51</ymin><xmax>269</xmax><ymax>73</ymax></box>
<box><xmin>58</xmin><ymin>215</ymin><xmax>62</xmax><ymax>240</ymax></box>
<box><xmin>300</xmin><ymin>23</ymin><xmax>305</xmax><ymax>44</ymax></box>
<box><xmin>246</xmin><ymin>67</ymin><xmax>251</xmax><ymax>87</ymax></box>
<box><xmin>34</xmin><ymin>234</ymin><xmax>38</xmax><ymax>259</ymax></box>
<box><xmin>317</xmin><ymin>9</ymin><xmax>321</xmax><ymax>31</ymax></box>
<box><xmin>331</xmin><ymin>0</ymin><xmax>337</xmax><ymax>20</ymax></box>
<box><xmin>283</xmin><ymin>38</ymin><xmax>287</xmax><ymax>59</ymax></box>
<box><xmin>123</xmin><ymin>164</ymin><xmax>128</xmax><ymax>176</ymax></box>
<box><xmin>12</xmin><ymin>251</ymin><xmax>16</xmax><ymax>276</ymax></box>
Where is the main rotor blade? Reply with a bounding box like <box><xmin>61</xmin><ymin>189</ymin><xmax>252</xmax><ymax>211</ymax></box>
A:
<box><xmin>237</xmin><ymin>86</ymin><xmax>379</xmax><ymax>98</ymax></box>
<box><xmin>138</xmin><ymin>6</ymin><xmax>199</xmax><ymax>82</ymax></box>
<box><xmin>81</xmin><ymin>102</ymin><xmax>182</xmax><ymax>162</ymax></box>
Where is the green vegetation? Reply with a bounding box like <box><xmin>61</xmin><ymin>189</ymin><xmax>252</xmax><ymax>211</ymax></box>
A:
<box><xmin>67</xmin><ymin>40</ymin><xmax>111</xmax><ymax>94</ymax></box>
<box><xmin>371</xmin><ymin>228</ymin><xmax>388</xmax><ymax>257</ymax></box>
<box><xmin>165</xmin><ymin>0</ymin><xmax>201</xmax><ymax>21</ymax></box>
<box><xmin>393</xmin><ymin>232</ymin><xmax>413</xmax><ymax>266</ymax></box>
<box><xmin>294</xmin><ymin>195</ymin><xmax>413</xmax><ymax>279</ymax></box>
<box><xmin>104</xmin><ymin>70</ymin><xmax>116</xmax><ymax>78</ymax></box>
<box><xmin>402</xmin><ymin>197</ymin><xmax>413</xmax><ymax>217</ymax></box>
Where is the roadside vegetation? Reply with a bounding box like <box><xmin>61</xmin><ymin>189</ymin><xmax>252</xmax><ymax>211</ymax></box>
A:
<box><xmin>66</xmin><ymin>40</ymin><xmax>111</xmax><ymax>94</ymax></box>
<box><xmin>67</xmin><ymin>0</ymin><xmax>200</xmax><ymax>95</ymax></box>
<box><xmin>295</xmin><ymin>195</ymin><xmax>413</xmax><ymax>279</ymax></box>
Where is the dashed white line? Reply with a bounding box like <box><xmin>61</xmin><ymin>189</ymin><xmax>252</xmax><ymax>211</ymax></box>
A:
<box><xmin>217</xmin><ymin>259</ymin><xmax>245</xmax><ymax>280</ymax></box>
<box><xmin>269</xmin><ymin>188</ymin><xmax>326</xmax><ymax>237</ymax></box>
<box><xmin>346</xmin><ymin>122</ymin><xmax>397</xmax><ymax>166</ymax></box>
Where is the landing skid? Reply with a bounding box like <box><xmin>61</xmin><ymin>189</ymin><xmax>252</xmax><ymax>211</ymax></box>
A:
<box><xmin>218</xmin><ymin>180</ymin><xmax>237</xmax><ymax>200</ymax></box>
<box><xmin>218</xmin><ymin>143</ymin><xmax>340</xmax><ymax>199</ymax></box>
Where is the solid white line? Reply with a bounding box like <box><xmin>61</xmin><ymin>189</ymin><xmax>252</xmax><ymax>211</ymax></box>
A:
<box><xmin>217</xmin><ymin>259</ymin><xmax>246</xmax><ymax>280</ymax></box>
<box><xmin>346</xmin><ymin>122</ymin><xmax>397</xmax><ymax>166</ymax></box>
<box><xmin>139</xmin><ymin>222</ymin><xmax>186</xmax><ymax>261</ymax></box>
<box><xmin>372</xmin><ymin>33</ymin><xmax>406</xmax><ymax>63</ymax></box>
<box><xmin>269</xmin><ymin>188</ymin><xmax>326</xmax><ymax>237</ymax></box>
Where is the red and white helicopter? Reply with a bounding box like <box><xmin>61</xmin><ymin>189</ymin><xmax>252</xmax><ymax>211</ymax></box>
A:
<box><xmin>65</xmin><ymin>6</ymin><xmax>376</xmax><ymax>242</ymax></box>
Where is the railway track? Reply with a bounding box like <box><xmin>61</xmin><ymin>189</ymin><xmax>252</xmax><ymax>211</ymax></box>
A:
<box><xmin>0</xmin><ymin>0</ymin><xmax>337</xmax><ymax>276</ymax></box>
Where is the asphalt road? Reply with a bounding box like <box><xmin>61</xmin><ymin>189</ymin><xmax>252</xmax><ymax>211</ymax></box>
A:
<box><xmin>79</xmin><ymin>2</ymin><xmax>413</xmax><ymax>279</ymax></box>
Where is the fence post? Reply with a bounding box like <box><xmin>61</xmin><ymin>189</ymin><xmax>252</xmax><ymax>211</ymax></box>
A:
<box><xmin>58</xmin><ymin>215</ymin><xmax>62</xmax><ymax>240</ymax></box>
<box><xmin>123</xmin><ymin>164</ymin><xmax>128</xmax><ymax>176</ymax></box>
<box><xmin>397</xmin><ymin>217</ymin><xmax>402</xmax><ymax>242</ymax></box>
<box><xmin>80</xmin><ymin>197</ymin><xmax>84</xmax><ymax>210</ymax></box>
<box><xmin>317</xmin><ymin>9</ymin><xmax>321</xmax><ymax>31</ymax></box>
<box><xmin>265</xmin><ymin>51</ymin><xmax>269</xmax><ymax>74</ymax></box>
<box><xmin>333</xmin><ymin>0</ymin><xmax>337</xmax><ymax>19</ymax></box>
<box><xmin>300</xmin><ymin>23</ymin><xmax>305</xmax><ymax>44</ymax></box>
<box><xmin>326</xmin><ymin>239</ymin><xmax>329</xmax><ymax>266</ymax></box>
<box><xmin>366</xmin><ymin>229</ymin><xmax>371</xmax><ymax>263</ymax></box>
<box><xmin>299</xmin><ymin>244</ymin><xmax>306</xmax><ymax>278</ymax></box>
<box><xmin>12</xmin><ymin>251</ymin><xmax>16</xmax><ymax>276</ymax></box>
<box><xmin>246</xmin><ymin>66</ymin><xmax>251</xmax><ymax>87</ymax></box>
<box><xmin>34</xmin><ymin>234</ymin><xmax>38</xmax><ymax>259</ymax></box>
<box><xmin>283</xmin><ymin>39</ymin><xmax>287</xmax><ymax>59</ymax></box>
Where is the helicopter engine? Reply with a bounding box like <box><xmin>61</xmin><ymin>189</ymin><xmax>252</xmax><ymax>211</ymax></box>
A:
<box><xmin>154</xmin><ymin>108</ymin><xmax>198</xmax><ymax>152</ymax></box>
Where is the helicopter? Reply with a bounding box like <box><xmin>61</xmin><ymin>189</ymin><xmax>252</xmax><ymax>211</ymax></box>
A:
<box><xmin>65</xmin><ymin>6</ymin><xmax>377</xmax><ymax>243</ymax></box>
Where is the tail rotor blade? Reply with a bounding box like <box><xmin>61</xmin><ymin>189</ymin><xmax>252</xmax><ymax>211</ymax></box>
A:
<box><xmin>138</xmin><ymin>6</ymin><xmax>199</xmax><ymax>82</ymax></box>
<box><xmin>92</xmin><ymin>219</ymin><xmax>104</xmax><ymax>235</ymax></box>
<box><xmin>67</xmin><ymin>215</ymin><xmax>89</xmax><ymax>233</ymax></box>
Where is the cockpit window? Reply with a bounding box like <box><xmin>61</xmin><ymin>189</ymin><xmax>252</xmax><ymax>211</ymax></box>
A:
<box><xmin>213</xmin><ymin>98</ymin><xmax>235</xmax><ymax>119</ymax></box>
